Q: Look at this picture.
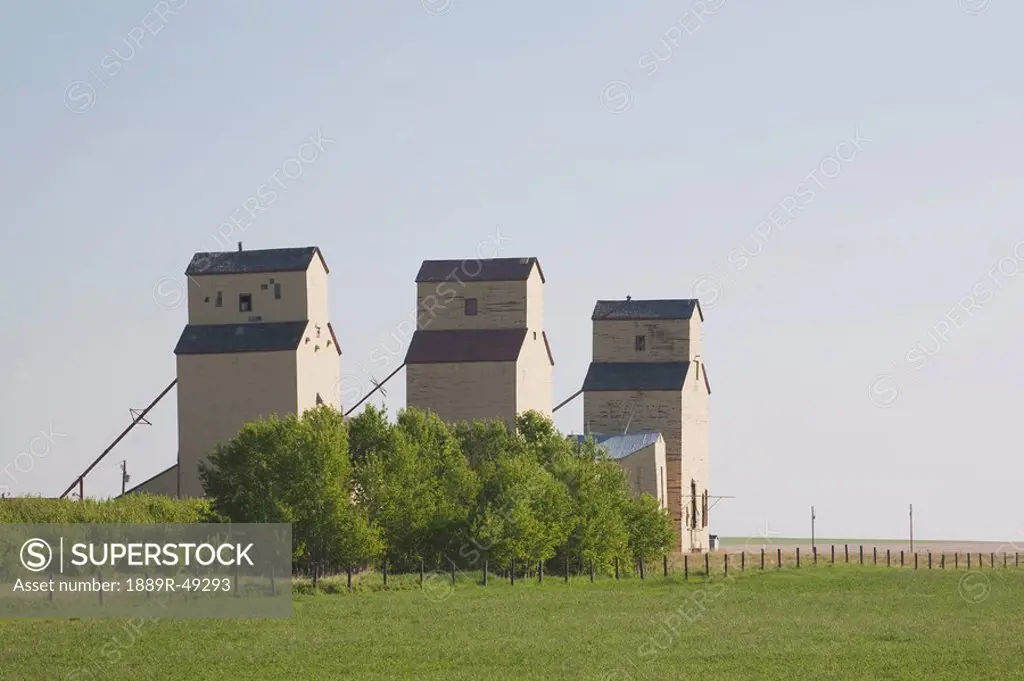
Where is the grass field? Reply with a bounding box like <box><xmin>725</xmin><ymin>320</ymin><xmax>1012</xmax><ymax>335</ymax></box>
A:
<box><xmin>1</xmin><ymin>566</ymin><xmax>1022</xmax><ymax>680</ymax></box>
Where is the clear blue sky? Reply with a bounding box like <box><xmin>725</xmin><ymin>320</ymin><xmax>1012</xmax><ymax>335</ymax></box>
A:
<box><xmin>2</xmin><ymin>0</ymin><xmax>1022</xmax><ymax>542</ymax></box>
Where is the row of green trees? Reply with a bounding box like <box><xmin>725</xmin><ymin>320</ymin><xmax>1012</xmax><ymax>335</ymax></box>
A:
<box><xmin>200</xmin><ymin>406</ymin><xmax>675</xmax><ymax>574</ymax></box>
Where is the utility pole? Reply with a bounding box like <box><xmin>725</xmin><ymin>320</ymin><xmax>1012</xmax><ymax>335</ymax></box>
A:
<box><xmin>811</xmin><ymin>506</ymin><xmax>816</xmax><ymax>551</ymax></box>
<box><xmin>909</xmin><ymin>503</ymin><xmax>914</xmax><ymax>553</ymax></box>
<box><xmin>120</xmin><ymin>460</ymin><xmax>130</xmax><ymax>496</ymax></box>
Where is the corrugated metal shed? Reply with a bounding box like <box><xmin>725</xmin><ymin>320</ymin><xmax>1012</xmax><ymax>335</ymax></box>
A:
<box><xmin>573</xmin><ymin>431</ymin><xmax>663</xmax><ymax>460</ymax></box>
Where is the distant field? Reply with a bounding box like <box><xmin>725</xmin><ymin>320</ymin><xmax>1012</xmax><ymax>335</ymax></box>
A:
<box><xmin>1</xmin><ymin>566</ymin><xmax>1022</xmax><ymax>680</ymax></box>
<box><xmin>719</xmin><ymin>537</ymin><xmax>1023</xmax><ymax>554</ymax></box>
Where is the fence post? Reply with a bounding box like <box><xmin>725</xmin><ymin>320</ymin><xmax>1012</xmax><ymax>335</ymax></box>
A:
<box><xmin>614</xmin><ymin>557</ymin><xmax>619</xmax><ymax>580</ymax></box>
<box><xmin>979</xmin><ymin>553</ymin><xmax>983</xmax><ymax>568</ymax></box>
<box><xmin>914</xmin><ymin>553</ymin><xmax>918</xmax><ymax>570</ymax></box>
<box><xmin>990</xmin><ymin>553</ymin><xmax>995</xmax><ymax>569</ymax></box>
<box><xmin>777</xmin><ymin>548</ymin><xmax>781</xmax><ymax>569</ymax></box>
<box><xmin>741</xmin><ymin>552</ymin><xmax>745</xmax><ymax>573</ymax></box>
<box><xmin>511</xmin><ymin>558</ymin><xmax>516</xmax><ymax>586</ymax></box>
<box><xmin>859</xmin><ymin>545</ymin><xmax>863</xmax><ymax>564</ymax></box>
<box><xmin>956</xmin><ymin>554</ymin><xmax>959</xmax><ymax>570</ymax></box>
<box><xmin>590</xmin><ymin>559</ymin><xmax>595</xmax><ymax>583</ymax></box>
<box><xmin>831</xmin><ymin>545</ymin><xmax>835</xmax><ymax>564</ymax></box>
<box><xmin>705</xmin><ymin>552</ymin><xmax>710</xmax><ymax>578</ymax></box>
<box><xmin>484</xmin><ymin>560</ymin><xmax>488</xmax><ymax>587</ymax></box>
<box><xmin>886</xmin><ymin>549</ymin><xmax>891</xmax><ymax>567</ymax></box>
<box><xmin>845</xmin><ymin>544</ymin><xmax>849</xmax><ymax>563</ymax></box>
<box><xmin>347</xmin><ymin>566</ymin><xmax>352</xmax><ymax>592</ymax></box>
<box><xmin>724</xmin><ymin>554</ymin><xmax>728</xmax><ymax>577</ymax></box>
<box><xmin>796</xmin><ymin>547</ymin><xmax>800</xmax><ymax>569</ymax></box>
<box><xmin>420</xmin><ymin>559</ymin><xmax>424</xmax><ymax>587</ymax></box>
<box><xmin>664</xmin><ymin>555</ymin><xmax>669</xmax><ymax>578</ymax></box>
<box><xmin>565</xmin><ymin>555</ymin><xmax>570</xmax><ymax>584</ymax></box>
<box><xmin>813</xmin><ymin>546</ymin><xmax>817</xmax><ymax>567</ymax></box>
<box><xmin>1003</xmin><ymin>553</ymin><xmax>1007</xmax><ymax>568</ymax></box>
<box><xmin>760</xmin><ymin>548</ymin><xmax>764</xmax><ymax>571</ymax></box>
<box><xmin>900</xmin><ymin>551</ymin><xmax>904</xmax><ymax>568</ymax></box>
<box><xmin>928</xmin><ymin>552</ymin><xmax>932</xmax><ymax>569</ymax></box>
<box><xmin>381</xmin><ymin>561</ymin><xmax>387</xmax><ymax>588</ymax></box>
<box><xmin>684</xmin><ymin>554</ymin><xmax>689</xmax><ymax>580</ymax></box>
<box><xmin>639</xmin><ymin>557</ymin><xmax>645</xmax><ymax>581</ymax></box>
<box><xmin>873</xmin><ymin>547</ymin><xmax>877</xmax><ymax>564</ymax></box>
<box><xmin>940</xmin><ymin>553</ymin><xmax>944</xmax><ymax>569</ymax></box>
<box><xmin>538</xmin><ymin>561</ymin><xmax>543</xmax><ymax>584</ymax></box>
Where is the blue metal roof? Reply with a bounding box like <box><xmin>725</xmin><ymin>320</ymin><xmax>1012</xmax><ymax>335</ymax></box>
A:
<box><xmin>591</xmin><ymin>299</ymin><xmax>702</xmax><ymax>321</ymax></box>
<box><xmin>573</xmin><ymin>431</ymin><xmax>663</xmax><ymax>460</ymax></box>
<box><xmin>582</xmin><ymin>362</ymin><xmax>690</xmax><ymax>391</ymax></box>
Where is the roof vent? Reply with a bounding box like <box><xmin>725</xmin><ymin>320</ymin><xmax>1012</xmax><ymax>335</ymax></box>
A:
<box><xmin>519</xmin><ymin>257</ymin><xmax>530</xmax><ymax>264</ymax></box>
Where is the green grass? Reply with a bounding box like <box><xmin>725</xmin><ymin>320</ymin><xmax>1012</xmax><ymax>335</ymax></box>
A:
<box><xmin>1</xmin><ymin>566</ymin><xmax>1022</xmax><ymax>680</ymax></box>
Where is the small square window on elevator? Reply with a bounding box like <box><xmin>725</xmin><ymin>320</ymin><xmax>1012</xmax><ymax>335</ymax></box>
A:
<box><xmin>239</xmin><ymin>293</ymin><xmax>253</xmax><ymax>312</ymax></box>
<box><xmin>634</xmin><ymin>335</ymin><xmax>646</xmax><ymax>351</ymax></box>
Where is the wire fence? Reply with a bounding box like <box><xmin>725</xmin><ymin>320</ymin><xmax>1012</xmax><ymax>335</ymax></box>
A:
<box><xmin>292</xmin><ymin>544</ymin><xmax>1024</xmax><ymax>595</ymax></box>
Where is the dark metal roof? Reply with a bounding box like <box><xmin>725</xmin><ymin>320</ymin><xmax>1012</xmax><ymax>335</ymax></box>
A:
<box><xmin>591</xmin><ymin>299</ymin><xmax>703</xmax><ymax>322</ymax></box>
<box><xmin>174</xmin><ymin>321</ymin><xmax>309</xmax><ymax>355</ymax></box>
<box><xmin>185</xmin><ymin>247</ymin><xmax>328</xmax><ymax>276</ymax></box>
<box><xmin>415</xmin><ymin>257</ymin><xmax>545</xmax><ymax>283</ymax></box>
<box><xmin>404</xmin><ymin>329</ymin><xmax>527</xmax><ymax>364</ymax></box>
<box><xmin>582</xmin><ymin>362</ymin><xmax>691</xmax><ymax>391</ymax></box>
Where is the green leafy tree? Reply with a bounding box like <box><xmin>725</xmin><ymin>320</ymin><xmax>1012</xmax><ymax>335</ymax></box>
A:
<box><xmin>559</xmin><ymin>437</ymin><xmax>633</xmax><ymax>572</ymax></box>
<box><xmin>350</xmin><ymin>407</ymin><xmax>479</xmax><ymax>569</ymax></box>
<box><xmin>469</xmin><ymin>418</ymin><xmax>572</xmax><ymax>567</ymax></box>
<box><xmin>200</xmin><ymin>405</ymin><xmax>383</xmax><ymax>570</ymax></box>
<box><xmin>625</xmin><ymin>493</ymin><xmax>676</xmax><ymax>562</ymax></box>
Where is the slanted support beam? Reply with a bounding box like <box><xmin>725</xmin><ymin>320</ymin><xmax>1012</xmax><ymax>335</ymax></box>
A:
<box><xmin>60</xmin><ymin>379</ymin><xmax>178</xmax><ymax>499</ymax></box>
<box><xmin>344</xmin><ymin>364</ymin><xmax>405</xmax><ymax>417</ymax></box>
<box><xmin>553</xmin><ymin>389</ymin><xmax>582</xmax><ymax>413</ymax></box>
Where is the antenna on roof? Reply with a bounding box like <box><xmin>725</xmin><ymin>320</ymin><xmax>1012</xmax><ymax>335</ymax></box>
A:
<box><xmin>626</xmin><ymin>295</ymin><xmax>631</xmax><ymax>301</ymax></box>
<box><xmin>238</xmin><ymin>242</ymin><xmax>243</xmax><ymax>252</ymax></box>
